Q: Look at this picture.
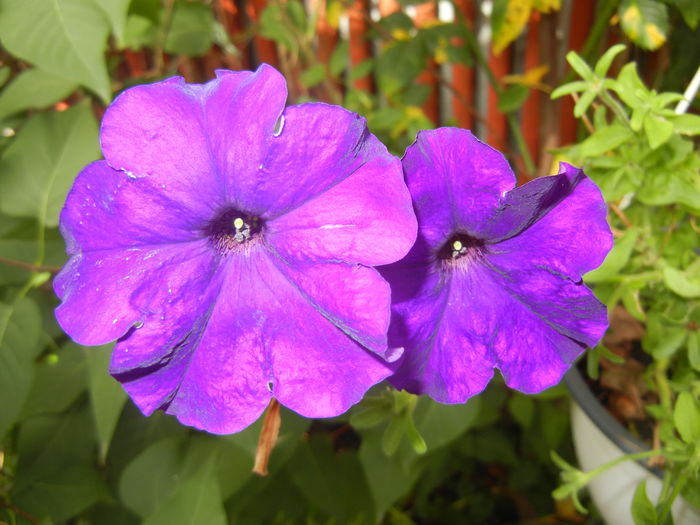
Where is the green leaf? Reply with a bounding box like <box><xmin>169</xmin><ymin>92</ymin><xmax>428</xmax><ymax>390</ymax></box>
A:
<box><xmin>300</xmin><ymin>64</ymin><xmax>326</xmax><ymax>88</ymax></box>
<box><xmin>12</xmin><ymin>404</ymin><xmax>110</xmax><ymax>521</ymax></box>
<box><xmin>594</xmin><ymin>44</ymin><xmax>626</xmax><ymax>77</ymax></box>
<box><xmin>0</xmin><ymin>0</ymin><xmax>111</xmax><ymax>102</ymax></box>
<box><xmin>672</xmin><ymin>113</ymin><xmax>700</xmax><ymax>135</ymax></box>
<box><xmin>165</xmin><ymin>1</ymin><xmax>215</xmax><ymax>57</ymax></box>
<box><xmin>84</xmin><ymin>344</ymin><xmax>127</xmax><ymax>462</ymax></box>
<box><xmin>619</xmin><ymin>0</ymin><xmax>669</xmax><ymax>51</ymax></box>
<box><xmin>0</xmin><ymin>68</ymin><xmax>77</xmax><ymax>119</ymax></box>
<box><xmin>382</xmin><ymin>414</ymin><xmax>405</xmax><ymax>456</ymax></box>
<box><xmin>124</xmin><ymin>14</ymin><xmax>158</xmax><ymax>51</ymax></box>
<box><xmin>402</xmin><ymin>411</ymin><xmax>427</xmax><ymax>454</ymax></box>
<box><xmin>329</xmin><ymin>41</ymin><xmax>349</xmax><ymax>76</ymax></box>
<box><xmin>498</xmin><ymin>84</ymin><xmax>530</xmax><ymax>113</ymax></box>
<box><xmin>585</xmin><ymin>228</ymin><xmax>639</xmax><ymax>283</ymax></box>
<box><xmin>286</xmin><ymin>435</ymin><xmax>375</xmax><ymax>522</ymax></box>
<box><xmin>566</xmin><ymin>50</ymin><xmax>595</xmax><ymax>81</ymax></box>
<box><xmin>579</xmin><ymin>124</ymin><xmax>634</xmax><ymax>157</ymax></box>
<box><xmin>119</xmin><ymin>437</ymin><xmax>187</xmax><ymax>517</ymax></box>
<box><xmin>0</xmin><ymin>100</ymin><xmax>100</xmax><ymax>227</ymax></box>
<box><xmin>666</xmin><ymin>0</ymin><xmax>700</xmax><ymax>28</ymax></box>
<box><xmin>688</xmin><ymin>331</ymin><xmax>700</xmax><ymax>372</ymax></box>
<box><xmin>643</xmin><ymin>114</ymin><xmax>674</xmax><ymax>149</ymax></box>
<box><xmin>0</xmin><ymin>66</ymin><xmax>10</xmax><ymax>87</ymax></box>
<box><xmin>663</xmin><ymin>265</ymin><xmax>700</xmax><ymax>298</ymax></box>
<box><xmin>0</xmin><ymin>298</ymin><xmax>42</xmax><ymax>439</ymax></box>
<box><xmin>631</xmin><ymin>481</ymin><xmax>658</xmax><ymax>525</ymax></box>
<box><xmin>508</xmin><ymin>394</ymin><xmax>535</xmax><ymax>428</ymax></box>
<box><xmin>142</xmin><ymin>450</ymin><xmax>227</xmax><ymax>525</ymax></box>
<box><xmin>95</xmin><ymin>0</ymin><xmax>131</xmax><ymax>48</ymax></box>
<box><xmin>573</xmin><ymin>89</ymin><xmax>596</xmax><ymax>118</ymax></box>
<box><xmin>550</xmin><ymin>80</ymin><xmax>588</xmax><ymax>99</ymax></box>
<box><xmin>21</xmin><ymin>342</ymin><xmax>88</xmax><ymax>419</ymax></box>
<box><xmin>674</xmin><ymin>391</ymin><xmax>700</xmax><ymax>444</ymax></box>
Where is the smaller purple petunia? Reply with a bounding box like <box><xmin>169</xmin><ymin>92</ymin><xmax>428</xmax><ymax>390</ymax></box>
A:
<box><xmin>54</xmin><ymin>65</ymin><xmax>417</xmax><ymax>434</ymax></box>
<box><xmin>380</xmin><ymin>128</ymin><xmax>612</xmax><ymax>403</ymax></box>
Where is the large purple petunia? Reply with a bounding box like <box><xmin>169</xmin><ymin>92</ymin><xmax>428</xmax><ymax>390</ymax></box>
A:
<box><xmin>54</xmin><ymin>65</ymin><xmax>417</xmax><ymax>434</ymax></box>
<box><xmin>381</xmin><ymin>128</ymin><xmax>612</xmax><ymax>403</ymax></box>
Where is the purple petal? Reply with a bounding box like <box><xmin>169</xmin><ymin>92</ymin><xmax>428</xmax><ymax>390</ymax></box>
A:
<box><xmin>482</xmin><ymin>260</ymin><xmax>608</xmax><ymax>392</ymax></box>
<box><xmin>119</xmin><ymin>249</ymin><xmax>394</xmax><ymax>434</ymax></box>
<box><xmin>250</xmin><ymin>104</ymin><xmax>384</xmax><ymax>217</ymax></box>
<box><xmin>59</xmin><ymin>161</ymin><xmax>210</xmax><ymax>255</ymax></box>
<box><xmin>54</xmin><ymin>240</ymin><xmax>217</xmax><ymax>346</ymax></box>
<box><xmin>268</xmin><ymin>255</ymin><xmax>395</xmax><ymax>360</ymax></box>
<box><xmin>203</xmin><ymin>65</ymin><xmax>287</xmax><ymax>209</ymax></box>
<box><xmin>100</xmin><ymin>77</ymin><xmax>226</xmax><ymax>217</ymax></box>
<box><xmin>266</xmin><ymin>137</ymin><xmax>417</xmax><ymax>265</ymax></box>
<box><xmin>388</xmin><ymin>256</ymin><xmax>606</xmax><ymax>401</ymax></box>
<box><xmin>402</xmin><ymin>128</ymin><xmax>515</xmax><ymax>249</ymax></box>
<box><xmin>489</xmin><ymin>164</ymin><xmax>612</xmax><ymax>280</ymax></box>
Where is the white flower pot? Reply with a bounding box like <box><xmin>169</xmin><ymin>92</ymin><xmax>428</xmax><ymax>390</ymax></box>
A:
<box><xmin>565</xmin><ymin>368</ymin><xmax>700</xmax><ymax>525</ymax></box>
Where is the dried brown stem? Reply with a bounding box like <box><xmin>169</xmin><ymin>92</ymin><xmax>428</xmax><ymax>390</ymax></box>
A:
<box><xmin>252</xmin><ymin>398</ymin><xmax>282</xmax><ymax>476</ymax></box>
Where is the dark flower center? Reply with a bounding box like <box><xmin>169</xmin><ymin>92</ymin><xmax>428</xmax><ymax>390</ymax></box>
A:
<box><xmin>438</xmin><ymin>233</ymin><xmax>485</xmax><ymax>268</ymax></box>
<box><xmin>205</xmin><ymin>208</ymin><xmax>263</xmax><ymax>255</ymax></box>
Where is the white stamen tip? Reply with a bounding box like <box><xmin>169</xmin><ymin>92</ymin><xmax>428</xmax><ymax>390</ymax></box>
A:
<box><xmin>233</xmin><ymin>217</ymin><xmax>244</xmax><ymax>230</ymax></box>
<box><xmin>453</xmin><ymin>240</ymin><xmax>463</xmax><ymax>251</ymax></box>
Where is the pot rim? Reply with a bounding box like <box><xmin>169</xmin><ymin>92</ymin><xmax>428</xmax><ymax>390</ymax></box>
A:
<box><xmin>564</xmin><ymin>365</ymin><xmax>663</xmax><ymax>478</ymax></box>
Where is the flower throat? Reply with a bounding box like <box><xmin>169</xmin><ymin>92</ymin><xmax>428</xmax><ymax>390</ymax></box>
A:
<box><xmin>206</xmin><ymin>208</ymin><xmax>263</xmax><ymax>255</ymax></box>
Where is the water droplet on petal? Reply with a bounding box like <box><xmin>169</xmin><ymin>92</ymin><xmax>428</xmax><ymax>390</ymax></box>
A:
<box><xmin>125</xmin><ymin>171</ymin><xmax>137</xmax><ymax>181</ymax></box>
<box><xmin>112</xmin><ymin>318</ymin><xmax>119</xmax><ymax>324</ymax></box>
<box><xmin>273</xmin><ymin>115</ymin><xmax>284</xmax><ymax>136</ymax></box>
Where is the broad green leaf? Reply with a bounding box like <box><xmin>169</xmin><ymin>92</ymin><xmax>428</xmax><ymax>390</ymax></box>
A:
<box><xmin>12</xmin><ymin>405</ymin><xmax>109</xmax><ymax>521</ymax></box>
<box><xmin>0</xmin><ymin>298</ymin><xmax>42</xmax><ymax>439</ymax></box>
<box><xmin>585</xmin><ymin>228</ymin><xmax>639</xmax><ymax>283</ymax></box>
<box><xmin>0</xmin><ymin>0</ymin><xmax>111</xmax><ymax>102</ymax></box>
<box><xmin>663</xmin><ymin>265</ymin><xmax>700</xmax><ymax>298</ymax></box>
<box><xmin>165</xmin><ymin>0</ymin><xmax>215</xmax><ymax>57</ymax></box>
<box><xmin>142</xmin><ymin>453</ymin><xmax>227</xmax><ymax>525</ymax></box>
<box><xmin>413</xmin><ymin>395</ymin><xmax>481</xmax><ymax>449</ymax></box>
<box><xmin>631</xmin><ymin>481</ymin><xmax>658</xmax><ymax>525</ymax></box>
<box><xmin>579</xmin><ymin>124</ymin><xmax>634</xmax><ymax>157</ymax></box>
<box><xmin>287</xmin><ymin>435</ymin><xmax>375</xmax><ymax>523</ymax></box>
<box><xmin>674</xmin><ymin>391</ymin><xmax>700</xmax><ymax>444</ymax></box>
<box><xmin>0</xmin><ymin>100</ymin><xmax>99</xmax><ymax>227</ymax></box>
<box><xmin>643</xmin><ymin>114</ymin><xmax>673</xmax><ymax>149</ymax></box>
<box><xmin>95</xmin><ymin>0</ymin><xmax>131</xmax><ymax>48</ymax></box>
<box><xmin>0</xmin><ymin>68</ymin><xmax>77</xmax><ymax>119</ymax></box>
<box><xmin>21</xmin><ymin>342</ymin><xmax>88</xmax><ymax>419</ymax></box>
<box><xmin>665</xmin><ymin>0</ymin><xmax>700</xmax><ymax>28</ymax></box>
<box><xmin>119</xmin><ymin>437</ymin><xmax>186</xmax><ymax>517</ymax></box>
<box><xmin>492</xmin><ymin>0</ymin><xmax>533</xmax><ymax>54</ymax></box>
<box><xmin>84</xmin><ymin>344</ymin><xmax>127</xmax><ymax>462</ymax></box>
<box><xmin>619</xmin><ymin>0</ymin><xmax>669</xmax><ymax>51</ymax></box>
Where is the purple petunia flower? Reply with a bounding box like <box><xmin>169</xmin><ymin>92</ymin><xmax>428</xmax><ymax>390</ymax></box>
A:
<box><xmin>380</xmin><ymin>128</ymin><xmax>612</xmax><ymax>402</ymax></box>
<box><xmin>54</xmin><ymin>65</ymin><xmax>417</xmax><ymax>434</ymax></box>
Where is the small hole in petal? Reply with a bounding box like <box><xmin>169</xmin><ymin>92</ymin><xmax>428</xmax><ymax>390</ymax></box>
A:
<box><xmin>267</xmin><ymin>381</ymin><xmax>274</xmax><ymax>392</ymax></box>
<box><xmin>273</xmin><ymin>115</ymin><xmax>284</xmax><ymax>137</ymax></box>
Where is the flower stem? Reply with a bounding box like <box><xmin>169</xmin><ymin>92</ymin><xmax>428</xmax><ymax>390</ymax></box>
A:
<box><xmin>252</xmin><ymin>398</ymin><xmax>282</xmax><ymax>476</ymax></box>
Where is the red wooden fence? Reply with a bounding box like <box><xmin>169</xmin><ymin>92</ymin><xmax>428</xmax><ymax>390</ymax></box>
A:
<box><xmin>119</xmin><ymin>0</ymin><xmax>649</xmax><ymax>181</ymax></box>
